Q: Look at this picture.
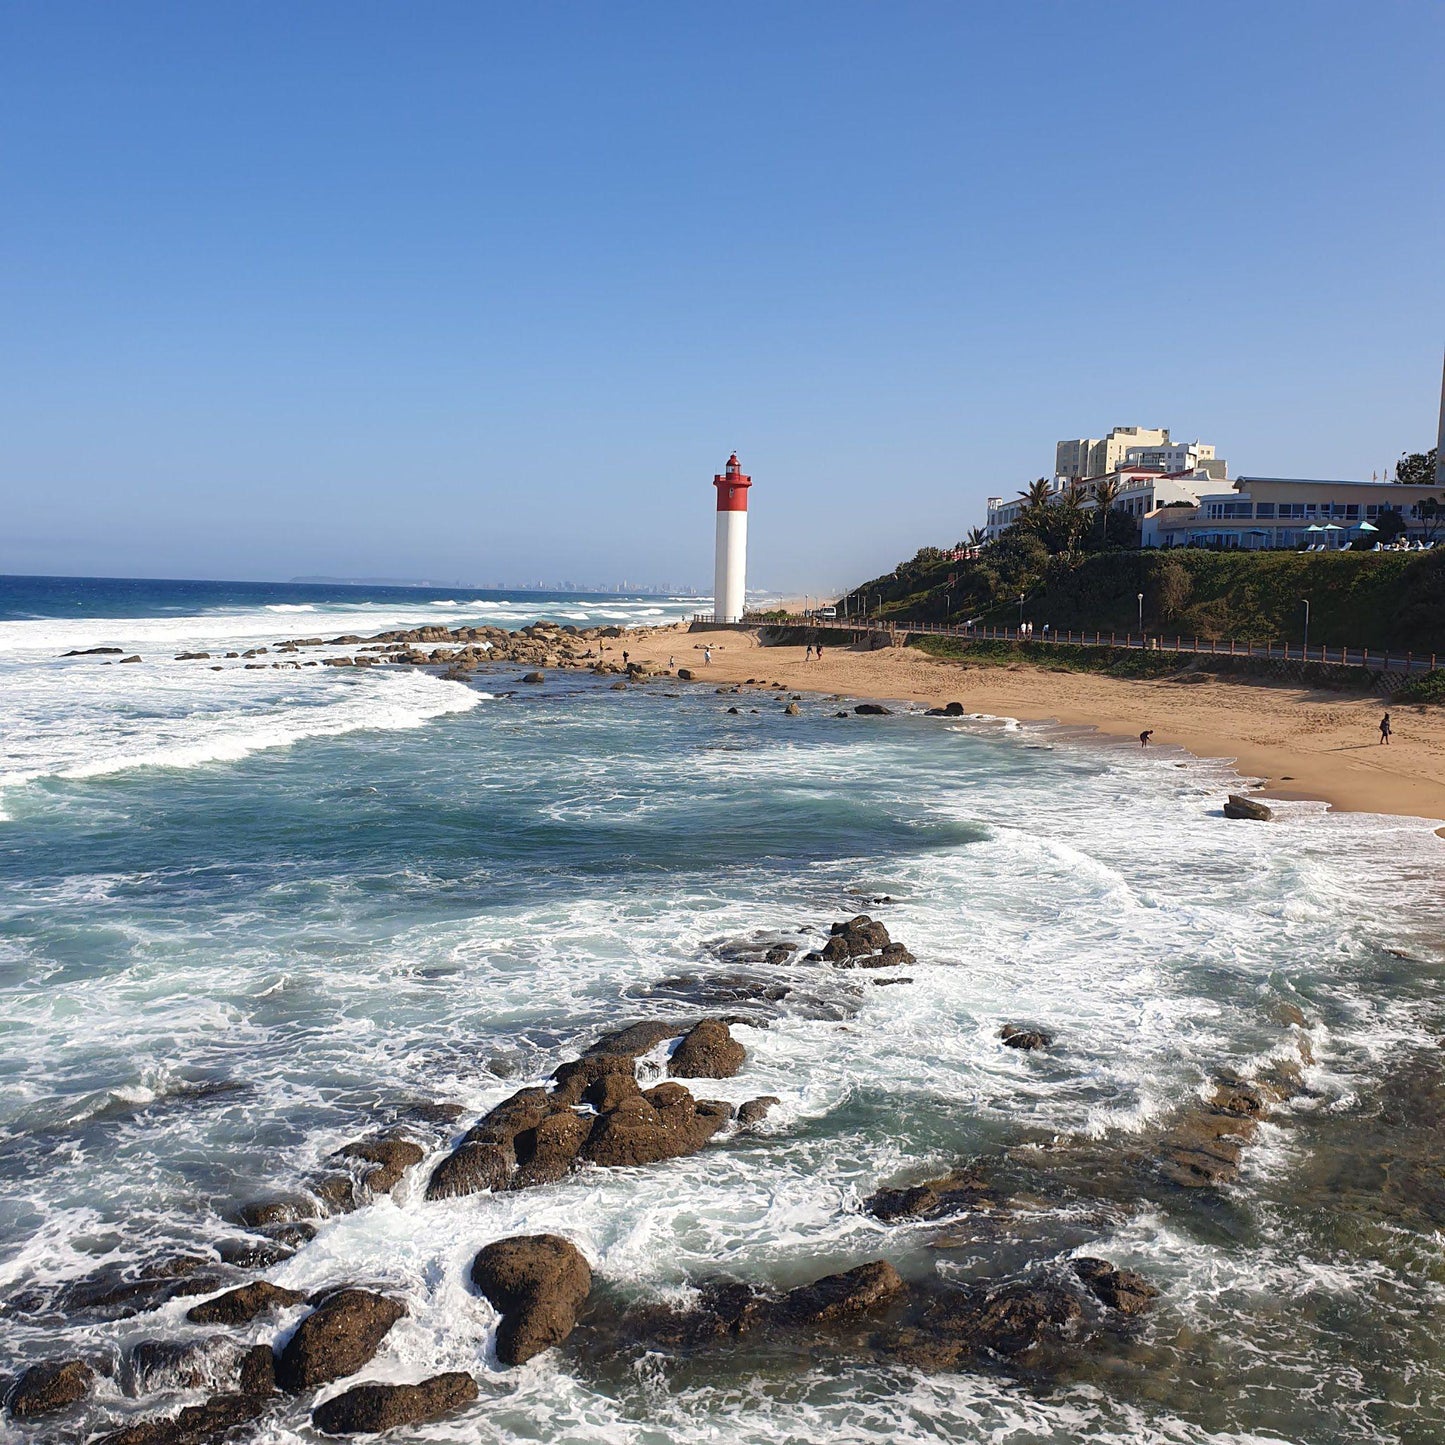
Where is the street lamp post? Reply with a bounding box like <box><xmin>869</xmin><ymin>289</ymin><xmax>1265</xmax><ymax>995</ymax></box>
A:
<box><xmin>1137</xmin><ymin>592</ymin><xmax>1144</xmax><ymax>637</ymax></box>
<box><xmin>1018</xmin><ymin>592</ymin><xmax>1025</xmax><ymax>631</ymax></box>
<box><xmin>1301</xmin><ymin>598</ymin><xmax>1310</xmax><ymax>660</ymax></box>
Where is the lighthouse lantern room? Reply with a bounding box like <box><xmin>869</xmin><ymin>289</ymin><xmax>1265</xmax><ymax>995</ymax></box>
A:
<box><xmin>712</xmin><ymin>453</ymin><xmax>751</xmax><ymax>623</ymax></box>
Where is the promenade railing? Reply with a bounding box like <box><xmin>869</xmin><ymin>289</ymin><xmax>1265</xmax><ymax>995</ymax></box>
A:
<box><xmin>740</xmin><ymin>614</ymin><xmax>1438</xmax><ymax>676</ymax></box>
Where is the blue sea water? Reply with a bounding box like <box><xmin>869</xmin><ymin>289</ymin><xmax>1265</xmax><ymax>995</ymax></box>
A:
<box><xmin>1</xmin><ymin>574</ymin><xmax>1443</xmax><ymax>1444</ymax></box>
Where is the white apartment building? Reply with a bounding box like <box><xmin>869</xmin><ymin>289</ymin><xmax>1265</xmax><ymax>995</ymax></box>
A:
<box><xmin>1142</xmin><ymin>476</ymin><xmax>1445</xmax><ymax>549</ymax></box>
<box><xmin>1123</xmin><ymin>441</ymin><xmax>1227</xmax><ymax>480</ymax></box>
<box><xmin>983</xmin><ymin>468</ymin><xmax>1208</xmax><ymax>541</ymax></box>
<box><xmin>1056</xmin><ymin>426</ymin><xmax>1170</xmax><ymax>480</ymax></box>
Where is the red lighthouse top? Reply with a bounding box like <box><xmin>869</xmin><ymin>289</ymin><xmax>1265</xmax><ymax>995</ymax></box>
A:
<box><xmin>713</xmin><ymin>452</ymin><xmax>752</xmax><ymax>512</ymax></box>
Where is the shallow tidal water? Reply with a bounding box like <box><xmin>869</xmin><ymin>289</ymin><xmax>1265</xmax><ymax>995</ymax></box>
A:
<box><xmin>1</xmin><ymin>577</ymin><xmax>1443</xmax><ymax>1444</ymax></box>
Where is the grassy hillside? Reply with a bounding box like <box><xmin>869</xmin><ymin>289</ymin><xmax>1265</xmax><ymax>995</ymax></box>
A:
<box><xmin>842</xmin><ymin>547</ymin><xmax>1445</xmax><ymax>652</ymax></box>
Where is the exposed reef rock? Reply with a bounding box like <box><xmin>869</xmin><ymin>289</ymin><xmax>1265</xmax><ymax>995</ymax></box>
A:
<box><xmin>186</xmin><ymin>1280</ymin><xmax>305</xmax><ymax>1327</ymax></box>
<box><xmin>275</xmin><ymin>1289</ymin><xmax>406</xmax><ymax>1393</ymax></box>
<box><xmin>1223</xmin><ymin>793</ymin><xmax>1273</xmax><ymax>821</ymax></box>
<box><xmin>312</xmin><ymin>1373</ymin><xmax>479</xmax><ymax>1435</ymax></box>
<box><xmin>668</xmin><ymin>1019</ymin><xmax>746</xmax><ymax>1079</ymax></box>
<box><xmin>6</xmin><ymin>1358</ymin><xmax>95</xmax><ymax>1418</ymax></box>
<box><xmin>471</xmin><ymin>1235</ymin><xmax>592</xmax><ymax>1365</ymax></box>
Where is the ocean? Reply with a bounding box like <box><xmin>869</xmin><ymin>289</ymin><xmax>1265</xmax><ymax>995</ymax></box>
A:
<box><xmin>1</xmin><ymin>573</ymin><xmax>1442</xmax><ymax>1445</ymax></box>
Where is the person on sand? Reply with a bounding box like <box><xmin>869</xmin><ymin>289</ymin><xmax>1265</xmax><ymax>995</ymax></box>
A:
<box><xmin>1139</xmin><ymin>730</ymin><xmax>1153</xmax><ymax>747</ymax></box>
<box><xmin>704</xmin><ymin>646</ymin><xmax>713</xmax><ymax>665</ymax></box>
<box><xmin>805</xmin><ymin>643</ymin><xmax>814</xmax><ymax>662</ymax></box>
<box><xmin>622</xmin><ymin>650</ymin><xmax>629</xmax><ymax>668</ymax></box>
<box><xmin>668</xmin><ymin>655</ymin><xmax>675</xmax><ymax>669</ymax></box>
<box><xmin>1379</xmin><ymin>712</ymin><xmax>1391</xmax><ymax>745</ymax></box>
<box><xmin>816</xmin><ymin>642</ymin><xmax>824</xmax><ymax>662</ymax></box>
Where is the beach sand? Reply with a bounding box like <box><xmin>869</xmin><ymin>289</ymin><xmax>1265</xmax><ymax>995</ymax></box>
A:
<box><xmin>621</xmin><ymin>625</ymin><xmax>1445</xmax><ymax>827</ymax></box>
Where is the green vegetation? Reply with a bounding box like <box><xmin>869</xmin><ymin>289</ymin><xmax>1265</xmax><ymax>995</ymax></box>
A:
<box><xmin>1396</xmin><ymin>447</ymin><xmax>1439</xmax><ymax>486</ymax></box>
<box><xmin>1393</xmin><ymin>669</ymin><xmax>1445</xmax><ymax>705</ymax></box>
<box><xmin>844</xmin><ymin>545</ymin><xmax>1445</xmax><ymax>652</ymax></box>
<box><xmin>911</xmin><ymin>635</ymin><xmax>1187</xmax><ymax>679</ymax></box>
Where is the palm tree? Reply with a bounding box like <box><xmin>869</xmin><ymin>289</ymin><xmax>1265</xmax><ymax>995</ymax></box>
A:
<box><xmin>966</xmin><ymin>526</ymin><xmax>987</xmax><ymax>547</ymax></box>
<box><xmin>1092</xmin><ymin>477</ymin><xmax>1120</xmax><ymax>540</ymax></box>
<box><xmin>1021</xmin><ymin>477</ymin><xmax>1053</xmax><ymax>512</ymax></box>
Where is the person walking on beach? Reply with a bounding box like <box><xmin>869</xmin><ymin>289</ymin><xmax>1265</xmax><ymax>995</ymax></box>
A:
<box><xmin>668</xmin><ymin>655</ymin><xmax>675</xmax><ymax>669</ymax></box>
<box><xmin>1139</xmin><ymin>729</ymin><xmax>1153</xmax><ymax>747</ymax></box>
<box><xmin>816</xmin><ymin>642</ymin><xmax>824</xmax><ymax>662</ymax></box>
<box><xmin>622</xmin><ymin>650</ymin><xmax>629</xmax><ymax>668</ymax></box>
<box><xmin>704</xmin><ymin>646</ymin><xmax>713</xmax><ymax>665</ymax></box>
<box><xmin>805</xmin><ymin>643</ymin><xmax>814</xmax><ymax>662</ymax></box>
<box><xmin>1379</xmin><ymin>712</ymin><xmax>1392</xmax><ymax>745</ymax></box>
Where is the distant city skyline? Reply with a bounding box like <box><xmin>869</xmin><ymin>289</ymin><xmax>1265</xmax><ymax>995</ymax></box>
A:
<box><xmin>2</xmin><ymin>3</ymin><xmax>1442</xmax><ymax>591</ymax></box>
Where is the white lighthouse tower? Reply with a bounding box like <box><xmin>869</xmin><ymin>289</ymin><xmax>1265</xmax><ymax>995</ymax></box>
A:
<box><xmin>712</xmin><ymin>452</ymin><xmax>751</xmax><ymax>623</ymax></box>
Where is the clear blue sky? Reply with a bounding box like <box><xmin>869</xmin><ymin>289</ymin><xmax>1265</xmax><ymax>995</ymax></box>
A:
<box><xmin>3</xmin><ymin>1</ymin><xmax>1442</xmax><ymax>591</ymax></box>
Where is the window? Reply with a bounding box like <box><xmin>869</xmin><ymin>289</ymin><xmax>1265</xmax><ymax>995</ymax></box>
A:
<box><xmin>1255</xmin><ymin>502</ymin><xmax>1276</xmax><ymax>518</ymax></box>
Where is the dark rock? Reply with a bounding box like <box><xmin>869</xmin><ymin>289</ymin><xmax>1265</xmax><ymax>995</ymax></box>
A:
<box><xmin>312</xmin><ymin>1372</ymin><xmax>478</xmax><ymax>1435</ymax></box>
<box><xmin>275</xmin><ymin>1290</ymin><xmax>406</xmax><ymax>1393</ymax></box>
<box><xmin>174</xmin><ymin>652</ymin><xmax>211</xmax><ymax>661</ymax></box>
<box><xmin>924</xmin><ymin>702</ymin><xmax>966</xmax><ymax>716</ymax></box>
<box><xmin>586</xmin><ymin>1021</ymin><xmax>685</xmax><ymax>1057</ymax></box>
<box><xmin>1072</xmin><ymin>1257</ymin><xmax>1159</xmax><ymax>1316</ymax></box>
<box><xmin>845</xmin><ymin>941</ymin><xmax>915</xmax><ymax>969</ymax></box>
<box><xmin>57</xmin><ymin>1256</ymin><xmax>222</xmax><ymax>1321</ymax></box>
<box><xmin>1000</xmin><ymin>1025</ymin><xmax>1052</xmax><ymax>1051</ymax></box>
<box><xmin>1223</xmin><ymin>793</ymin><xmax>1273</xmax><ymax>821</ymax></box>
<box><xmin>471</xmin><ymin>1234</ymin><xmax>592</xmax><ymax>1366</ymax></box>
<box><xmin>668</xmin><ymin>1019</ymin><xmax>746</xmax><ymax>1079</ymax></box>
<box><xmin>91</xmin><ymin>1391</ymin><xmax>271</xmax><ymax>1445</ymax></box>
<box><xmin>336</xmin><ymin>1136</ymin><xmax>426</xmax><ymax>1198</ymax></box>
<box><xmin>119</xmin><ymin>655</ymin><xmax>142</xmax><ymax>663</ymax></box>
<box><xmin>581</xmin><ymin>1086</ymin><xmax>732</xmax><ymax>1168</ymax></box>
<box><xmin>865</xmin><ymin>1166</ymin><xmax>994</xmax><ymax>1222</ymax></box>
<box><xmin>7</xmin><ymin>1359</ymin><xmax>94</xmax><ymax>1418</ymax></box>
<box><xmin>238</xmin><ymin>1345</ymin><xmax>275</xmax><ymax>1396</ymax></box>
<box><xmin>512</xmin><ymin>1109</ymin><xmax>591</xmax><ymax>1188</ymax></box>
<box><xmin>776</xmin><ymin>1261</ymin><xmax>904</xmax><ymax>1325</ymax></box>
<box><xmin>424</xmin><ymin>1141</ymin><xmax>512</xmax><ymax>1201</ymax></box>
<box><xmin>257</xmin><ymin>1221</ymin><xmax>316</xmax><ymax>1249</ymax></box>
<box><xmin>521</xmin><ymin>671</ymin><xmax>545</xmax><ymax>683</ymax></box>
<box><xmin>737</xmin><ymin>1096</ymin><xmax>780</xmax><ymax>1126</ymax></box>
<box><xmin>215</xmin><ymin>1237</ymin><xmax>294</xmax><ymax>1270</ymax></box>
<box><xmin>677</xmin><ymin>667</ymin><xmax>696</xmax><ymax>680</ymax></box>
<box><xmin>611</xmin><ymin>680</ymin><xmax>630</xmax><ymax>690</ymax></box>
<box><xmin>187</xmin><ymin>1280</ymin><xmax>306</xmax><ymax>1327</ymax></box>
<box><xmin>853</xmin><ymin>704</ymin><xmax>892</xmax><ymax>715</ymax></box>
<box><xmin>726</xmin><ymin>705</ymin><xmax>740</xmax><ymax>713</ymax></box>
<box><xmin>127</xmin><ymin>1336</ymin><xmax>251</xmax><ymax>1395</ymax></box>
<box><xmin>820</xmin><ymin>915</ymin><xmax>891</xmax><ymax>962</ymax></box>
<box><xmin>462</xmin><ymin>1086</ymin><xmax>556</xmax><ymax>1146</ymax></box>
<box><xmin>550</xmin><ymin>1054</ymin><xmax>638</xmax><ymax>1107</ymax></box>
<box><xmin>783</xmin><ymin>702</ymin><xmax>801</xmax><ymax>716</ymax></box>
<box><xmin>763</xmin><ymin>945</ymin><xmax>794</xmax><ymax>965</ymax></box>
<box><xmin>63</xmin><ymin>646</ymin><xmax>123</xmax><ymax>656</ymax></box>
<box><xmin>236</xmin><ymin>1194</ymin><xmax>319</xmax><ymax>1229</ymax></box>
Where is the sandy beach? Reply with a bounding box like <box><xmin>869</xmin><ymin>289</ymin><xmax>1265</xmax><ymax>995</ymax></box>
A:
<box><xmin>622</xmin><ymin>625</ymin><xmax>1445</xmax><ymax>827</ymax></box>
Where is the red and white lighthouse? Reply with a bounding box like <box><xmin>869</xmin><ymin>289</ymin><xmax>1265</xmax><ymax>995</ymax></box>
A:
<box><xmin>712</xmin><ymin>452</ymin><xmax>751</xmax><ymax>623</ymax></box>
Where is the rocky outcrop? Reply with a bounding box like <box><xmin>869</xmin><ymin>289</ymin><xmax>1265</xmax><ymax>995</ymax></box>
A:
<box><xmin>424</xmin><ymin>1141</ymin><xmax>513</xmax><ymax>1200</ymax></box>
<box><xmin>854</xmin><ymin>703</ymin><xmax>892</xmax><ymax>715</ymax></box>
<box><xmin>127</xmin><ymin>1337</ymin><xmax>273</xmax><ymax>1397</ymax></box>
<box><xmin>92</xmin><ymin>1391</ymin><xmax>272</xmax><ymax>1445</ymax></box>
<box><xmin>426</xmin><ymin>1029</ymin><xmax>744</xmax><ymax>1198</ymax></box>
<box><xmin>775</xmin><ymin>1261</ymin><xmax>905</xmax><ymax>1326</ymax></box>
<box><xmin>865</xmin><ymin>1166</ymin><xmax>994</xmax><ymax>1222</ymax></box>
<box><xmin>521</xmin><ymin>671</ymin><xmax>545</xmax><ymax>683</ymax></box>
<box><xmin>275</xmin><ymin>1290</ymin><xmax>406</xmax><ymax>1393</ymax></box>
<box><xmin>335</xmin><ymin>1135</ymin><xmax>426</xmax><ymax>1199</ymax></box>
<box><xmin>6</xmin><ymin>1359</ymin><xmax>94</xmax><ymax>1418</ymax></box>
<box><xmin>1223</xmin><ymin>793</ymin><xmax>1273</xmax><ymax>821</ymax></box>
<box><xmin>738</xmin><ymin>1096</ymin><xmax>780</xmax><ymax>1127</ymax></box>
<box><xmin>236</xmin><ymin>1193</ymin><xmax>320</xmax><ymax>1230</ymax></box>
<box><xmin>471</xmin><ymin>1235</ymin><xmax>592</xmax><ymax>1365</ymax></box>
<box><xmin>52</xmin><ymin>1253</ymin><xmax>224</xmax><ymax>1321</ymax></box>
<box><xmin>1000</xmin><ymin>1024</ymin><xmax>1052</xmax><ymax>1051</ymax></box>
<box><xmin>1071</xmin><ymin>1257</ymin><xmax>1158</xmax><ymax>1316</ymax></box>
<box><xmin>820</xmin><ymin>915</ymin><xmax>891</xmax><ymax>962</ymax></box>
<box><xmin>311</xmin><ymin>1373</ymin><xmax>479</xmax><ymax>1435</ymax></box>
<box><xmin>668</xmin><ymin>1020</ymin><xmax>745</xmax><ymax>1079</ymax></box>
<box><xmin>581</xmin><ymin>1085</ymin><xmax>734</xmax><ymax>1168</ymax></box>
<box><xmin>186</xmin><ymin>1280</ymin><xmax>305</xmax><ymax>1327</ymax></box>
<box><xmin>1156</xmin><ymin>1067</ymin><xmax>1302</xmax><ymax>1188</ymax></box>
<box><xmin>925</xmin><ymin>702</ymin><xmax>967</xmax><ymax>716</ymax></box>
<box><xmin>806</xmin><ymin>915</ymin><xmax>913</xmax><ymax>968</ymax></box>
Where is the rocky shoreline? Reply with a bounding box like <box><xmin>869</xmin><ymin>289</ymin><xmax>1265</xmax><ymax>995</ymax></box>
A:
<box><xmin>1</xmin><ymin>897</ymin><xmax>1323</xmax><ymax>1441</ymax></box>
